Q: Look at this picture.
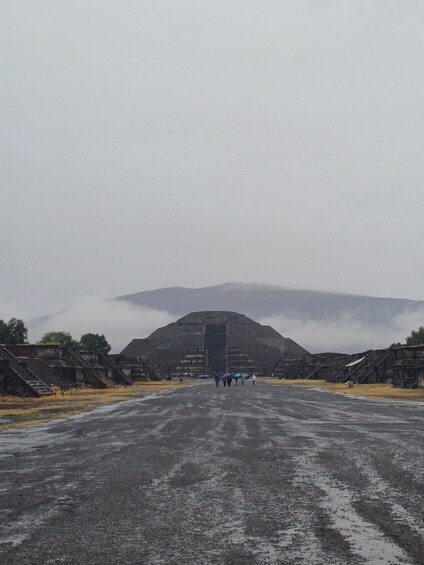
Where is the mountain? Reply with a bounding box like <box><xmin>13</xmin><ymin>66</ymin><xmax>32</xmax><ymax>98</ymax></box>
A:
<box><xmin>118</xmin><ymin>282</ymin><xmax>422</xmax><ymax>327</ymax></box>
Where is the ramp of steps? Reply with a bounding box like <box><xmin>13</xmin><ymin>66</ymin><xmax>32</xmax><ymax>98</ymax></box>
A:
<box><xmin>328</xmin><ymin>354</ymin><xmax>364</xmax><ymax>383</ymax></box>
<box><xmin>65</xmin><ymin>349</ymin><xmax>109</xmax><ymax>388</ymax></box>
<box><xmin>327</xmin><ymin>350</ymin><xmax>392</xmax><ymax>384</ymax></box>
<box><xmin>281</xmin><ymin>363</ymin><xmax>303</xmax><ymax>379</ymax></box>
<box><xmin>339</xmin><ymin>353</ymin><xmax>372</xmax><ymax>383</ymax></box>
<box><xmin>305</xmin><ymin>367</ymin><xmax>320</xmax><ymax>380</ymax></box>
<box><xmin>99</xmin><ymin>354</ymin><xmax>133</xmax><ymax>385</ymax></box>
<box><xmin>0</xmin><ymin>345</ymin><xmax>52</xmax><ymax>396</ymax></box>
<box><xmin>353</xmin><ymin>349</ymin><xmax>392</xmax><ymax>384</ymax></box>
<box><xmin>19</xmin><ymin>358</ymin><xmax>72</xmax><ymax>390</ymax></box>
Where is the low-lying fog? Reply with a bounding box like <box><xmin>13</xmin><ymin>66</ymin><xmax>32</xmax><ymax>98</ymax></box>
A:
<box><xmin>26</xmin><ymin>295</ymin><xmax>423</xmax><ymax>354</ymax></box>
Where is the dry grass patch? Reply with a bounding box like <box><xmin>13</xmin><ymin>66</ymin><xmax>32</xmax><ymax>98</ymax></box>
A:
<box><xmin>269</xmin><ymin>378</ymin><xmax>424</xmax><ymax>401</ymax></box>
<box><xmin>0</xmin><ymin>380</ymin><xmax>197</xmax><ymax>431</ymax></box>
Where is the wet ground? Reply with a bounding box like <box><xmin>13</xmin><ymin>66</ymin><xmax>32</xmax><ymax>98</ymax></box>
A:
<box><xmin>1</xmin><ymin>381</ymin><xmax>424</xmax><ymax>564</ymax></box>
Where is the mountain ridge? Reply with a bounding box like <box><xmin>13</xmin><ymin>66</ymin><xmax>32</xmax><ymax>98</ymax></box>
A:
<box><xmin>117</xmin><ymin>282</ymin><xmax>422</xmax><ymax>326</ymax></box>
<box><xmin>119</xmin><ymin>281</ymin><xmax>423</xmax><ymax>301</ymax></box>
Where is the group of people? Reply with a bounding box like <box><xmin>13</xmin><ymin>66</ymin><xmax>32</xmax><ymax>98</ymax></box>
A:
<box><xmin>214</xmin><ymin>373</ymin><xmax>257</xmax><ymax>387</ymax></box>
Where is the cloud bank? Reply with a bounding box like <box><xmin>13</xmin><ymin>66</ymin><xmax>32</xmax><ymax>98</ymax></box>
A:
<box><xmin>260</xmin><ymin>309</ymin><xmax>424</xmax><ymax>353</ymax></box>
<box><xmin>29</xmin><ymin>296</ymin><xmax>177</xmax><ymax>353</ymax></box>
<box><xmin>27</xmin><ymin>295</ymin><xmax>424</xmax><ymax>355</ymax></box>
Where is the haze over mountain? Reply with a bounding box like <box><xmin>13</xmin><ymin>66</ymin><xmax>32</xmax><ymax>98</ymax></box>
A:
<box><xmin>29</xmin><ymin>283</ymin><xmax>424</xmax><ymax>354</ymax></box>
<box><xmin>118</xmin><ymin>283</ymin><xmax>420</xmax><ymax>327</ymax></box>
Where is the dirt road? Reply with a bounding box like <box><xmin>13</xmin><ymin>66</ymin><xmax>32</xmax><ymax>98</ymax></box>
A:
<box><xmin>1</xmin><ymin>381</ymin><xmax>424</xmax><ymax>564</ymax></box>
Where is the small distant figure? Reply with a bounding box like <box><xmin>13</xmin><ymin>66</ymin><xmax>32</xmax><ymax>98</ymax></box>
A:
<box><xmin>252</xmin><ymin>374</ymin><xmax>257</xmax><ymax>386</ymax></box>
<box><xmin>227</xmin><ymin>374</ymin><xmax>233</xmax><ymax>387</ymax></box>
<box><xmin>234</xmin><ymin>374</ymin><xmax>239</xmax><ymax>386</ymax></box>
<box><xmin>222</xmin><ymin>375</ymin><xmax>227</xmax><ymax>387</ymax></box>
<box><xmin>241</xmin><ymin>375</ymin><xmax>245</xmax><ymax>386</ymax></box>
<box><xmin>214</xmin><ymin>375</ymin><xmax>220</xmax><ymax>388</ymax></box>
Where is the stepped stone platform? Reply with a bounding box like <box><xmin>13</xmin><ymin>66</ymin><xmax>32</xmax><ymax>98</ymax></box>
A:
<box><xmin>0</xmin><ymin>345</ymin><xmax>52</xmax><ymax>397</ymax></box>
<box><xmin>121</xmin><ymin>311</ymin><xmax>309</xmax><ymax>376</ymax></box>
<box><xmin>3</xmin><ymin>345</ymin><xmax>135</xmax><ymax>395</ymax></box>
<box><xmin>277</xmin><ymin>345</ymin><xmax>424</xmax><ymax>389</ymax></box>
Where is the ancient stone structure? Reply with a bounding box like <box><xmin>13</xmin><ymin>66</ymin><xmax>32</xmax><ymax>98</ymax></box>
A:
<box><xmin>121</xmin><ymin>311</ymin><xmax>309</xmax><ymax>376</ymax></box>
<box><xmin>0</xmin><ymin>345</ymin><xmax>53</xmax><ymax>397</ymax></box>
<box><xmin>110</xmin><ymin>355</ymin><xmax>161</xmax><ymax>381</ymax></box>
<box><xmin>334</xmin><ymin>350</ymin><xmax>394</xmax><ymax>384</ymax></box>
<box><xmin>390</xmin><ymin>345</ymin><xmax>424</xmax><ymax>388</ymax></box>
<box><xmin>7</xmin><ymin>344</ymin><xmax>108</xmax><ymax>389</ymax></box>
<box><xmin>278</xmin><ymin>349</ymin><xmax>395</xmax><ymax>384</ymax></box>
<box><xmin>0</xmin><ymin>344</ymin><xmax>134</xmax><ymax>397</ymax></box>
<box><xmin>277</xmin><ymin>345</ymin><xmax>424</xmax><ymax>388</ymax></box>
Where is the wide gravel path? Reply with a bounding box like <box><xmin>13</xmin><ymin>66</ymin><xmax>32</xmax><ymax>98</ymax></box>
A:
<box><xmin>1</xmin><ymin>380</ymin><xmax>424</xmax><ymax>564</ymax></box>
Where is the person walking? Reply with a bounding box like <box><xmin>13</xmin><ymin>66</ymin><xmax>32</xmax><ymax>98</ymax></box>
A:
<box><xmin>222</xmin><ymin>375</ymin><xmax>227</xmax><ymax>387</ymax></box>
<box><xmin>252</xmin><ymin>374</ymin><xmax>257</xmax><ymax>386</ymax></box>
<box><xmin>214</xmin><ymin>375</ymin><xmax>220</xmax><ymax>388</ymax></box>
<box><xmin>227</xmin><ymin>374</ymin><xmax>233</xmax><ymax>387</ymax></box>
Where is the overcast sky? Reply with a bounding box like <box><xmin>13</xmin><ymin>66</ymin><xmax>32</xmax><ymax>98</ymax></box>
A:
<box><xmin>2</xmin><ymin>1</ymin><xmax>424</xmax><ymax>322</ymax></box>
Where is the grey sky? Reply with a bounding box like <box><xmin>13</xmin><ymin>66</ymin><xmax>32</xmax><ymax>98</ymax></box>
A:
<box><xmin>2</xmin><ymin>1</ymin><xmax>424</xmax><ymax>321</ymax></box>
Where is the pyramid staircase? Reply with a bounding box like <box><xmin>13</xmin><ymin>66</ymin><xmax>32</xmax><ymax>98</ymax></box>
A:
<box><xmin>0</xmin><ymin>345</ymin><xmax>52</xmax><ymax>397</ymax></box>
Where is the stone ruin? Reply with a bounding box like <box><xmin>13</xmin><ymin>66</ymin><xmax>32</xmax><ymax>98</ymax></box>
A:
<box><xmin>276</xmin><ymin>345</ymin><xmax>424</xmax><ymax>388</ymax></box>
<box><xmin>0</xmin><ymin>343</ymin><xmax>156</xmax><ymax>398</ymax></box>
<box><xmin>121</xmin><ymin>311</ymin><xmax>309</xmax><ymax>377</ymax></box>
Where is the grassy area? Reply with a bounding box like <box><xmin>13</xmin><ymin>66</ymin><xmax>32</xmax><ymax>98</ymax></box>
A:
<box><xmin>269</xmin><ymin>379</ymin><xmax>424</xmax><ymax>401</ymax></box>
<box><xmin>0</xmin><ymin>380</ymin><xmax>197</xmax><ymax>431</ymax></box>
